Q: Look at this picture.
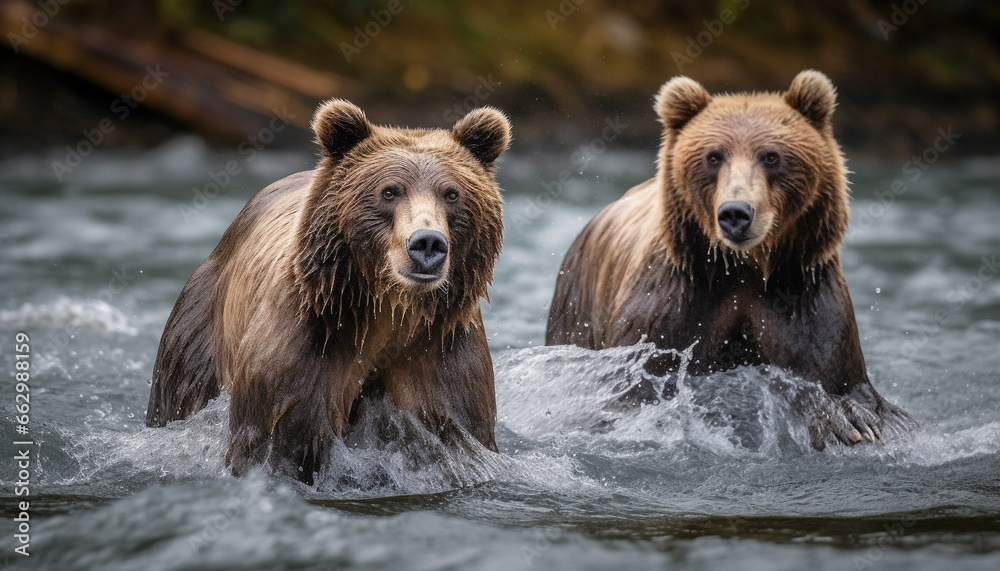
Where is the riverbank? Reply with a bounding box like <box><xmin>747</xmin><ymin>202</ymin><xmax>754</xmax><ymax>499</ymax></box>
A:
<box><xmin>1</xmin><ymin>0</ymin><xmax>997</xmax><ymax>158</ymax></box>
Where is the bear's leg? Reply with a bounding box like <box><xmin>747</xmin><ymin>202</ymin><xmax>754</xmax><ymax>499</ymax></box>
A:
<box><xmin>269</xmin><ymin>392</ymin><xmax>338</xmax><ymax>485</ymax></box>
<box><xmin>225</xmin><ymin>375</ymin><xmax>275</xmax><ymax>478</ymax></box>
<box><xmin>227</xmin><ymin>362</ymin><xmax>347</xmax><ymax>485</ymax></box>
<box><xmin>226</xmin><ymin>377</ymin><xmax>338</xmax><ymax>485</ymax></box>
<box><xmin>225</xmin><ymin>340</ymin><xmax>364</xmax><ymax>485</ymax></box>
<box><xmin>379</xmin><ymin>323</ymin><xmax>498</xmax><ymax>453</ymax></box>
<box><xmin>758</xmin><ymin>273</ymin><xmax>918</xmax><ymax>447</ymax></box>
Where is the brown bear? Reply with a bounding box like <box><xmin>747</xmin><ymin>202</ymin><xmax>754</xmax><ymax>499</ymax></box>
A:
<box><xmin>146</xmin><ymin>99</ymin><xmax>510</xmax><ymax>485</ymax></box>
<box><xmin>546</xmin><ymin>70</ymin><xmax>914</xmax><ymax>448</ymax></box>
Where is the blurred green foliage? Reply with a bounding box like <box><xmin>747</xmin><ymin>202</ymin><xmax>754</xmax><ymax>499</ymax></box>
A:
<box><xmin>60</xmin><ymin>0</ymin><xmax>1000</xmax><ymax>102</ymax></box>
<box><xmin>35</xmin><ymin>0</ymin><xmax>1000</xmax><ymax>154</ymax></box>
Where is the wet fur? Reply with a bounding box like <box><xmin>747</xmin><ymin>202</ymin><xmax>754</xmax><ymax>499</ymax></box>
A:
<box><xmin>147</xmin><ymin>101</ymin><xmax>509</xmax><ymax>484</ymax></box>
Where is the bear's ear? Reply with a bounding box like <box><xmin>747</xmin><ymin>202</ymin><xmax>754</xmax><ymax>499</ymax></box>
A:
<box><xmin>655</xmin><ymin>76</ymin><xmax>711</xmax><ymax>131</ymax></box>
<box><xmin>451</xmin><ymin>107</ymin><xmax>511</xmax><ymax>166</ymax></box>
<box><xmin>312</xmin><ymin>99</ymin><xmax>372</xmax><ymax>160</ymax></box>
<box><xmin>784</xmin><ymin>70</ymin><xmax>836</xmax><ymax>132</ymax></box>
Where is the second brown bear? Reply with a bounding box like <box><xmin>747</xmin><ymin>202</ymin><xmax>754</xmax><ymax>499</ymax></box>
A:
<box><xmin>547</xmin><ymin>70</ymin><xmax>915</xmax><ymax>447</ymax></box>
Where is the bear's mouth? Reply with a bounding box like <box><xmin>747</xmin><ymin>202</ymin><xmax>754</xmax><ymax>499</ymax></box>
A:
<box><xmin>719</xmin><ymin>231</ymin><xmax>766</xmax><ymax>252</ymax></box>
<box><xmin>405</xmin><ymin>271</ymin><xmax>444</xmax><ymax>284</ymax></box>
<box><xmin>720</xmin><ymin>232</ymin><xmax>761</xmax><ymax>247</ymax></box>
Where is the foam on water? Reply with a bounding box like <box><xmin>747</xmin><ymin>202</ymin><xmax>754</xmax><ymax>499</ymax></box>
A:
<box><xmin>46</xmin><ymin>389</ymin><xmax>585</xmax><ymax>500</ymax></box>
<box><xmin>20</xmin><ymin>336</ymin><xmax>996</xmax><ymax>504</ymax></box>
<box><xmin>497</xmin><ymin>344</ymin><xmax>894</xmax><ymax>456</ymax></box>
<box><xmin>0</xmin><ymin>296</ymin><xmax>137</xmax><ymax>335</ymax></box>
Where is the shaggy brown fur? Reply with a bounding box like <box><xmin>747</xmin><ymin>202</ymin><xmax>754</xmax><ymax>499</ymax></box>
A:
<box><xmin>547</xmin><ymin>70</ymin><xmax>914</xmax><ymax>448</ymax></box>
<box><xmin>146</xmin><ymin>99</ymin><xmax>510</xmax><ymax>484</ymax></box>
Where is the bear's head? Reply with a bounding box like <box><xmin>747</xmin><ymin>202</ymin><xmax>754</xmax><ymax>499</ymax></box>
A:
<box><xmin>294</xmin><ymin>99</ymin><xmax>510</xmax><ymax>332</ymax></box>
<box><xmin>654</xmin><ymin>70</ymin><xmax>848</xmax><ymax>277</ymax></box>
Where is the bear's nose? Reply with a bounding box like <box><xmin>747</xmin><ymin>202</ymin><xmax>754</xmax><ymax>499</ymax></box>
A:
<box><xmin>717</xmin><ymin>201</ymin><xmax>755</xmax><ymax>241</ymax></box>
<box><xmin>406</xmin><ymin>230</ymin><xmax>449</xmax><ymax>275</ymax></box>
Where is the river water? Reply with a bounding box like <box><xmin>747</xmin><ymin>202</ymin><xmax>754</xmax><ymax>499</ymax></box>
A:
<box><xmin>0</xmin><ymin>137</ymin><xmax>998</xmax><ymax>570</ymax></box>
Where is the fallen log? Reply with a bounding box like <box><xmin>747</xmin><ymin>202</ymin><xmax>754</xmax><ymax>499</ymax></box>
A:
<box><xmin>0</xmin><ymin>0</ymin><xmax>362</xmax><ymax>144</ymax></box>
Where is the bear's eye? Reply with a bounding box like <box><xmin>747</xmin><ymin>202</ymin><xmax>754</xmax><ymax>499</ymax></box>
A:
<box><xmin>706</xmin><ymin>151</ymin><xmax>724</xmax><ymax>167</ymax></box>
<box><xmin>381</xmin><ymin>186</ymin><xmax>398</xmax><ymax>201</ymax></box>
<box><xmin>444</xmin><ymin>189</ymin><xmax>459</xmax><ymax>202</ymax></box>
<box><xmin>762</xmin><ymin>152</ymin><xmax>780</xmax><ymax>166</ymax></box>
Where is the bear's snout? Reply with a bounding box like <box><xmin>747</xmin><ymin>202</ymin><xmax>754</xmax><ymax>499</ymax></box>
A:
<box><xmin>406</xmin><ymin>229</ymin><xmax>449</xmax><ymax>279</ymax></box>
<box><xmin>717</xmin><ymin>201</ymin><xmax>755</xmax><ymax>243</ymax></box>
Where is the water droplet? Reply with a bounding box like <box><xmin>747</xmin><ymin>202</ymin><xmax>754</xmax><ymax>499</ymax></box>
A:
<box><xmin>875</xmin><ymin>287</ymin><xmax>881</xmax><ymax>294</ymax></box>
